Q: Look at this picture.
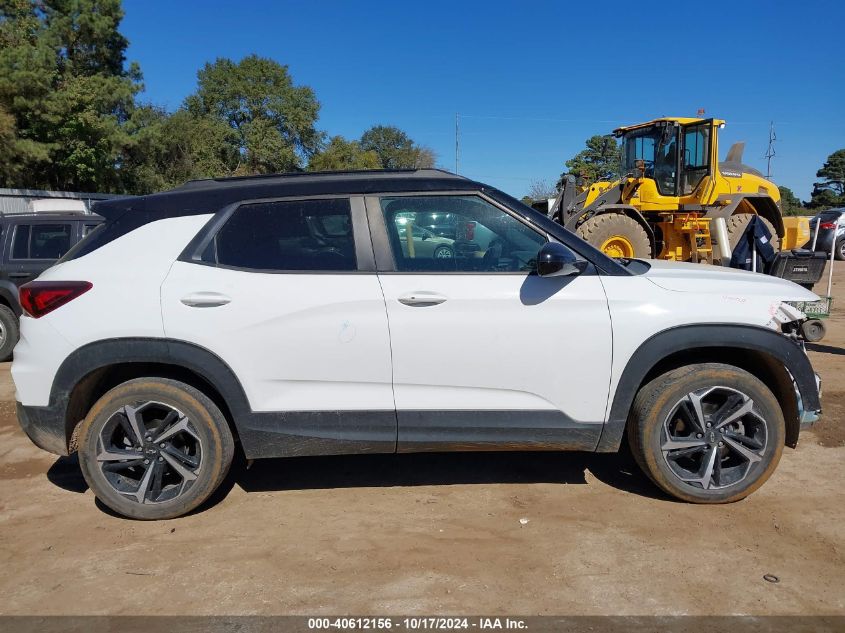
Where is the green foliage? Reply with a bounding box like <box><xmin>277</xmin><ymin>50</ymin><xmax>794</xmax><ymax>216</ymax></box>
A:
<box><xmin>0</xmin><ymin>3</ymin><xmax>436</xmax><ymax>194</ymax></box>
<box><xmin>0</xmin><ymin>0</ymin><xmax>140</xmax><ymax>191</ymax></box>
<box><xmin>308</xmin><ymin>136</ymin><xmax>380</xmax><ymax>172</ymax></box>
<box><xmin>185</xmin><ymin>55</ymin><xmax>321</xmax><ymax>174</ymax></box>
<box><xmin>120</xmin><ymin>107</ymin><xmax>238</xmax><ymax>194</ymax></box>
<box><xmin>557</xmin><ymin>135</ymin><xmax>621</xmax><ymax>189</ymax></box>
<box><xmin>360</xmin><ymin>125</ymin><xmax>435</xmax><ymax>169</ymax></box>
<box><xmin>809</xmin><ymin>149</ymin><xmax>845</xmax><ymax>209</ymax></box>
<box><xmin>778</xmin><ymin>186</ymin><xmax>804</xmax><ymax>216</ymax></box>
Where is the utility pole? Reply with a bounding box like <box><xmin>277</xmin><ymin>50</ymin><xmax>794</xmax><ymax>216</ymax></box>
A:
<box><xmin>455</xmin><ymin>112</ymin><xmax>460</xmax><ymax>175</ymax></box>
<box><xmin>764</xmin><ymin>121</ymin><xmax>776</xmax><ymax>180</ymax></box>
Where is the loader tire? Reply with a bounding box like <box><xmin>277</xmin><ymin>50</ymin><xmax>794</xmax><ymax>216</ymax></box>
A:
<box><xmin>726</xmin><ymin>214</ymin><xmax>780</xmax><ymax>253</ymax></box>
<box><xmin>576</xmin><ymin>214</ymin><xmax>651</xmax><ymax>259</ymax></box>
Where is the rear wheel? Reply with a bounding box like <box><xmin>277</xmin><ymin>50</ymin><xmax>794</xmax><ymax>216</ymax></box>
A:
<box><xmin>576</xmin><ymin>214</ymin><xmax>651</xmax><ymax>259</ymax></box>
<box><xmin>835</xmin><ymin>238</ymin><xmax>845</xmax><ymax>261</ymax></box>
<box><xmin>726</xmin><ymin>214</ymin><xmax>781</xmax><ymax>253</ymax></box>
<box><xmin>0</xmin><ymin>305</ymin><xmax>18</xmax><ymax>362</ymax></box>
<box><xmin>78</xmin><ymin>378</ymin><xmax>234</xmax><ymax>520</ymax></box>
<box><xmin>628</xmin><ymin>363</ymin><xmax>784</xmax><ymax>504</ymax></box>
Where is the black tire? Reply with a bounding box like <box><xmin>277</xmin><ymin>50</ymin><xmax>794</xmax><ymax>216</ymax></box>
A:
<box><xmin>0</xmin><ymin>305</ymin><xmax>18</xmax><ymax>362</ymax></box>
<box><xmin>627</xmin><ymin>363</ymin><xmax>785</xmax><ymax>504</ymax></box>
<box><xmin>726</xmin><ymin>214</ymin><xmax>781</xmax><ymax>253</ymax></box>
<box><xmin>576</xmin><ymin>214</ymin><xmax>651</xmax><ymax>258</ymax></box>
<box><xmin>801</xmin><ymin>319</ymin><xmax>826</xmax><ymax>342</ymax></box>
<box><xmin>835</xmin><ymin>238</ymin><xmax>845</xmax><ymax>261</ymax></box>
<box><xmin>78</xmin><ymin>378</ymin><xmax>234</xmax><ymax>520</ymax></box>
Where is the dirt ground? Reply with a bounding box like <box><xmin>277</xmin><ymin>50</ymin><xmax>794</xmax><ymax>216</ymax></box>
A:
<box><xmin>1</xmin><ymin>265</ymin><xmax>844</xmax><ymax>617</ymax></box>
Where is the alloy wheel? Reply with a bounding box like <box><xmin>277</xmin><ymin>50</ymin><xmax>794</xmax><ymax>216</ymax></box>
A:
<box><xmin>96</xmin><ymin>401</ymin><xmax>203</xmax><ymax>504</ymax></box>
<box><xmin>660</xmin><ymin>386</ymin><xmax>768</xmax><ymax>490</ymax></box>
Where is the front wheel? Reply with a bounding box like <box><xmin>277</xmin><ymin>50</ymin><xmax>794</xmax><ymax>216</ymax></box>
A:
<box><xmin>576</xmin><ymin>214</ymin><xmax>651</xmax><ymax>259</ymax></box>
<box><xmin>433</xmin><ymin>245</ymin><xmax>454</xmax><ymax>259</ymax></box>
<box><xmin>78</xmin><ymin>378</ymin><xmax>234</xmax><ymax>520</ymax></box>
<box><xmin>627</xmin><ymin>363</ymin><xmax>785</xmax><ymax>503</ymax></box>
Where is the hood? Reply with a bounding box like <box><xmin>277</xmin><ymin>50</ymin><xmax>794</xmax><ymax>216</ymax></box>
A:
<box><xmin>640</xmin><ymin>259</ymin><xmax>818</xmax><ymax>302</ymax></box>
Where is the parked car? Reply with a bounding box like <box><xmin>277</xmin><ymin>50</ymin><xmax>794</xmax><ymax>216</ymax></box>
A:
<box><xmin>13</xmin><ymin>170</ymin><xmax>822</xmax><ymax>519</ymax></box>
<box><xmin>807</xmin><ymin>208</ymin><xmax>845</xmax><ymax>259</ymax></box>
<box><xmin>0</xmin><ymin>212</ymin><xmax>102</xmax><ymax>360</ymax></box>
<box><xmin>393</xmin><ymin>217</ymin><xmax>455</xmax><ymax>259</ymax></box>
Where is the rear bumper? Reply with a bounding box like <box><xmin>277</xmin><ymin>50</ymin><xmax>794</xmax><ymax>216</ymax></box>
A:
<box><xmin>16</xmin><ymin>401</ymin><xmax>69</xmax><ymax>456</ymax></box>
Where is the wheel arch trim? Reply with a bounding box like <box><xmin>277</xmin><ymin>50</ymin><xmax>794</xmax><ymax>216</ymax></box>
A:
<box><xmin>45</xmin><ymin>338</ymin><xmax>252</xmax><ymax>454</ymax></box>
<box><xmin>596</xmin><ymin>324</ymin><xmax>820</xmax><ymax>452</ymax></box>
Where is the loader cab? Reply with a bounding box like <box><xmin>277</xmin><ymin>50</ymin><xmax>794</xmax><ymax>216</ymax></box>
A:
<box><xmin>618</xmin><ymin>118</ymin><xmax>720</xmax><ymax>203</ymax></box>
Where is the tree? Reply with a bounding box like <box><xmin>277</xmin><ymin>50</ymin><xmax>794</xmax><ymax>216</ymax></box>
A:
<box><xmin>360</xmin><ymin>125</ymin><xmax>435</xmax><ymax>169</ymax></box>
<box><xmin>0</xmin><ymin>0</ymin><xmax>141</xmax><ymax>191</ymax></box>
<box><xmin>527</xmin><ymin>179</ymin><xmax>558</xmax><ymax>201</ymax></box>
<box><xmin>809</xmin><ymin>149</ymin><xmax>845</xmax><ymax>209</ymax></box>
<box><xmin>120</xmin><ymin>106</ymin><xmax>238</xmax><ymax>194</ymax></box>
<box><xmin>778</xmin><ymin>186</ymin><xmax>804</xmax><ymax>216</ymax></box>
<box><xmin>185</xmin><ymin>55</ymin><xmax>321</xmax><ymax>175</ymax></box>
<box><xmin>557</xmin><ymin>135</ymin><xmax>621</xmax><ymax>189</ymax></box>
<box><xmin>308</xmin><ymin>136</ymin><xmax>380</xmax><ymax>172</ymax></box>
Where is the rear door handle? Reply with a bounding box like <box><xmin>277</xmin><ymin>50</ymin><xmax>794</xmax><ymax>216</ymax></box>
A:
<box><xmin>180</xmin><ymin>292</ymin><xmax>231</xmax><ymax>308</ymax></box>
<box><xmin>398</xmin><ymin>292</ymin><xmax>448</xmax><ymax>307</ymax></box>
<box><xmin>9</xmin><ymin>272</ymin><xmax>31</xmax><ymax>279</ymax></box>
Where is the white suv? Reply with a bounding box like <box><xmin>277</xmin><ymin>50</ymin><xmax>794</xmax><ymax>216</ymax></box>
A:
<box><xmin>12</xmin><ymin>170</ymin><xmax>822</xmax><ymax>519</ymax></box>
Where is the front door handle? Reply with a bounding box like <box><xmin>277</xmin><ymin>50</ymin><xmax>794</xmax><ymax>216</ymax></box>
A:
<box><xmin>180</xmin><ymin>292</ymin><xmax>231</xmax><ymax>308</ymax></box>
<box><xmin>398</xmin><ymin>292</ymin><xmax>448</xmax><ymax>307</ymax></box>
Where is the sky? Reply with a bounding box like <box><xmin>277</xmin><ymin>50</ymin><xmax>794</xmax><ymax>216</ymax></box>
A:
<box><xmin>122</xmin><ymin>0</ymin><xmax>844</xmax><ymax>201</ymax></box>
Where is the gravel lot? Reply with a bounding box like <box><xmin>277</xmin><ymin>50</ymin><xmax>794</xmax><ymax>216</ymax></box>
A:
<box><xmin>1</xmin><ymin>265</ymin><xmax>843</xmax><ymax>616</ymax></box>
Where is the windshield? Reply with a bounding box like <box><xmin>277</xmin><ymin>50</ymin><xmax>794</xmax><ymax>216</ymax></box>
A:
<box><xmin>622</xmin><ymin>125</ymin><xmax>678</xmax><ymax>195</ymax></box>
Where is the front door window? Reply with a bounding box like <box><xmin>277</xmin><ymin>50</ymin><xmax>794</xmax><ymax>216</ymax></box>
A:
<box><xmin>381</xmin><ymin>195</ymin><xmax>547</xmax><ymax>273</ymax></box>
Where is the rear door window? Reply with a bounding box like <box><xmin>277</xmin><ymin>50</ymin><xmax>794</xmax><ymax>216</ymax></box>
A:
<box><xmin>211</xmin><ymin>198</ymin><xmax>357</xmax><ymax>272</ymax></box>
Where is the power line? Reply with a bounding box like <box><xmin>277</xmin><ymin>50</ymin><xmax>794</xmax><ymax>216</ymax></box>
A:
<box><xmin>455</xmin><ymin>112</ymin><xmax>460</xmax><ymax>175</ymax></box>
<box><xmin>764</xmin><ymin>121</ymin><xmax>776</xmax><ymax>179</ymax></box>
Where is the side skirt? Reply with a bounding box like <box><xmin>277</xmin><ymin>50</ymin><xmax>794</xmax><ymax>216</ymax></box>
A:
<box><xmin>397</xmin><ymin>410</ymin><xmax>602</xmax><ymax>453</ymax></box>
<box><xmin>236</xmin><ymin>410</ymin><xmax>603</xmax><ymax>459</ymax></box>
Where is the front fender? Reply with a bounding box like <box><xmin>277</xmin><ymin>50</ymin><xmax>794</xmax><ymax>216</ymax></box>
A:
<box><xmin>596</xmin><ymin>324</ymin><xmax>820</xmax><ymax>452</ymax></box>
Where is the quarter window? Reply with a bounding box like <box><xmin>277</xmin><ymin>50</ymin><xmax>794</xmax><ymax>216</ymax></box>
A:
<box><xmin>212</xmin><ymin>199</ymin><xmax>356</xmax><ymax>272</ymax></box>
<box><xmin>380</xmin><ymin>195</ymin><xmax>546</xmax><ymax>272</ymax></box>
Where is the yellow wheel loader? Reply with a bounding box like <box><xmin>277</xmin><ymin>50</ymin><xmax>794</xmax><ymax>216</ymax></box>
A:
<box><xmin>541</xmin><ymin>117</ymin><xmax>808</xmax><ymax>263</ymax></box>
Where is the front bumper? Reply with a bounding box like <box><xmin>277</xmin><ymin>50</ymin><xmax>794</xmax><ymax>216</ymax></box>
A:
<box><xmin>16</xmin><ymin>401</ymin><xmax>70</xmax><ymax>456</ymax></box>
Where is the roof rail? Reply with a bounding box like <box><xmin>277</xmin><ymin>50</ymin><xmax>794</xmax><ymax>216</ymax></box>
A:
<box><xmin>181</xmin><ymin>167</ymin><xmax>463</xmax><ymax>187</ymax></box>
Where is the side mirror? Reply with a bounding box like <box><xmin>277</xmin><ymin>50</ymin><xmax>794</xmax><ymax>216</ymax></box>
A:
<box><xmin>536</xmin><ymin>242</ymin><xmax>588</xmax><ymax>278</ymax></box>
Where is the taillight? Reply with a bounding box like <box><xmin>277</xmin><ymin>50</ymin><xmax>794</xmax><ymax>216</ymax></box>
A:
<box><xmin>19</xmin><ymin>281</ymin><xmax>92</xmax><ymax>318</ymax></box>
<box><xmin>464</xmin><ymin>221</ymin><xmax>476</xmax><ymax>241</ymax></box>
<box><xmin>820</xmin><ymin>222</ymin><xmax>836</xmax><ymax>229</ymax></box>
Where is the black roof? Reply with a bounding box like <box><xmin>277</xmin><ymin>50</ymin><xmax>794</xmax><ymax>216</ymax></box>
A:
<box><xmin>93</xmin><ymin>169</ymin><xmax>482</xmax><ymax>220</ymax></box>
